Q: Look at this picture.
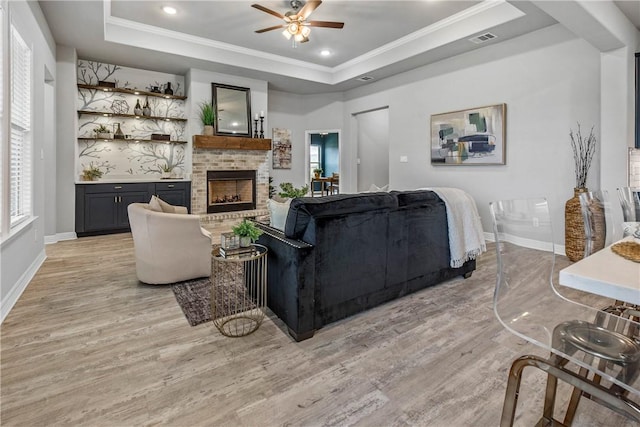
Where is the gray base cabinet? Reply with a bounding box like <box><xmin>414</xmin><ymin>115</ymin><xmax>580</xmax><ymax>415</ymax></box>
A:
<box><xmin>75</xmin><ymin>181</ymin><xmax>191</xmax><ymax>237</ymax></box>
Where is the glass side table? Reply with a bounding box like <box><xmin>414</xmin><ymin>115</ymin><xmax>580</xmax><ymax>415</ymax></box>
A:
<box><xmin>210</xmin><ymin>244</ymin><xmax>267</xmax><ymax>337</ymax></box>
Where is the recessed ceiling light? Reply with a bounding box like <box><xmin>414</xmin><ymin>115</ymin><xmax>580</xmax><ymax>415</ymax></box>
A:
<box><xmin>320</xmin><ymin>49</ymin><xmax>331</xmax><ymax>57</ymax></box>
<box><xmin>163</xmin><ymin>6</ymin><xmax>177</xmax><ymax>15</ymax></box>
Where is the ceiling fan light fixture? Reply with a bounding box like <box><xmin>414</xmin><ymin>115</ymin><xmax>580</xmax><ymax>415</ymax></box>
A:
<box><xmin>301</xmin><ymin>26</ymin><xmax>311</xmax><ymax>37</ymax></box>
<box><xmin>287</xmin><ymin>22</ymin><xmax>299</xmax><ymax>35</ymax></box>
<box><xmin>162</xmin><ymin>6</ymin><xmax>177</xmax><ymax>15</ymax></box>
<box><xmin>282</xmin><ymin>29</ymin><xmax>292</xmax><ymax>40</ymax></box>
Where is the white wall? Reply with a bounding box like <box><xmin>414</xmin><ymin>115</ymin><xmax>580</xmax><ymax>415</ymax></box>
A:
<box><xmin>186</xmin><ymin>68</ymin><xmax>269</xmax><ymax>176</ymax></box>
<box><xmin>265</xmin><ymin>26</ymin><xmax>606</xmax><ymax>246</ymax></box>
<box><xmin>339</xmin><ymin>25</ymin><xmax>601</xmax><ymax>243</ymax></box>
<box><xmin>54</xmin><ymin>45</ymin><xmax>77</xmax><ymax>237</ymax></box>
<box><xmin>1</xmin><ymin>0</ymin><xmax>56</xmax><ymax>321</ymax></box>
<box><xmin>268</xmin><ymin>90</ymin><xmax>344</xmax><ymax>191</ymax></box>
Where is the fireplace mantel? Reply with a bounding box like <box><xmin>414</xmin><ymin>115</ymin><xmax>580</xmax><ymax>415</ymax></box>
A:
<box><xmin>193</xmin><ymin>135</ymin><xmax>271</xmax><ymax>151</ymax></box>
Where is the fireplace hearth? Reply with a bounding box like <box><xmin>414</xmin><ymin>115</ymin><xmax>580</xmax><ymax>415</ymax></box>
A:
<box><xmin>207</xmin><ymin>170</ymin><xmax>256</xmax><ymax>213</ymax></box>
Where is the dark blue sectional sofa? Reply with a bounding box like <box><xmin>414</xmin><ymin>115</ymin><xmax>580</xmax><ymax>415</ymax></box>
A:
<box><xmin>255</xmin><ymin>190</ymin><xmax>475</xmax><ymax>341</ymax></box>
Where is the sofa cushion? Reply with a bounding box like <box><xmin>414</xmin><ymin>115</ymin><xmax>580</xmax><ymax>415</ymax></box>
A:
<box><xmin>284</xmin><ymin>193</ymin><xmax>397</xmax><ymax>240</ymax></box>
<box><xmin>149</xmin><ymin>195</ymin><xmax>180</xmax><ymax>213</ymax></box>
<box><xmin>267</xmin><ymin>198</ymin><xmax>292</xmax><ymax>231</ymax></box>
<box><xmin>148</xmin><ymin>195</ymin><xmax>163</xmax><ymax>212</ymax></box>
<box><xmin>391</xmin><ymin>189</ymin><xmax>441</xmax><ymax>207</ymax></box>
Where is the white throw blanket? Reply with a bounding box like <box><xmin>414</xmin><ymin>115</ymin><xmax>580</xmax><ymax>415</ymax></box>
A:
<box><xmin>420</xmin><ymin>187</ymin><xmax>486</xmax><ymax>268</ymax></box>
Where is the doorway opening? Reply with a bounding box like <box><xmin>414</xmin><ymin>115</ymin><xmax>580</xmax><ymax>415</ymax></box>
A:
<box><xmin>354</xmin><ymin>107</ymin><xmax>389</xmax><ymax>192</ymax></box>
<box><xmin>305</xmin><ymin>130</ymin><xmax>340</xmax><ymax>196</ymax></box>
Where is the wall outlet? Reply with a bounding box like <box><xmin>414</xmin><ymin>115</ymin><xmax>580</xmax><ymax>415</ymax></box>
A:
<box><xmin>400</xmin><ymin>156</ymin><xmax>408</xmax><ymax>163</ymax></box>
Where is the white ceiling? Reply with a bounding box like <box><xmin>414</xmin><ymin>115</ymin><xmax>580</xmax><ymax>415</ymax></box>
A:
<box><xmin>38</xmin><ymin>1</ymin><xmax>637</xmax><ymax>94</ymax></box>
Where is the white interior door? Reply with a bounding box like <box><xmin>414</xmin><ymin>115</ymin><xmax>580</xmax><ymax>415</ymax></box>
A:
<box><xmin>356</xmin><ymin>108</ymin><xmax>389</xmax><ymax>192</ymax></box>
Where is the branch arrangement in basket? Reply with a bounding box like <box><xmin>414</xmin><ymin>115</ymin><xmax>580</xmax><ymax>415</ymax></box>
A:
<box><xmin>569</xmin><ymin>123</ymin><xmax>597</xmax><ymax>189</ymax></box>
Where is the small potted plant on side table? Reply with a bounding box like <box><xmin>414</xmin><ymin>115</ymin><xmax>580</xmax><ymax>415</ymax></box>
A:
<box><xmin>313</xmin><ymin>168</ymin><xmax>323</xmax><ymax>179</ymax></box>
<box><xmin>232</xmin><ymin>219</ymin><xmax>263</xmax><ymax>247</ymax></box>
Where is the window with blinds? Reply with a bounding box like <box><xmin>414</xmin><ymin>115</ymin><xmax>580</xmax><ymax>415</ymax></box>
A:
<box><xmin>9</xmin><ymin>24</ymin><xmax>31</xmax><ymax>227</ymax></box>
<box><xmin>0</xmin><ymin>3</ymin><xmax>4</xmax><ymax>232</ymax></box>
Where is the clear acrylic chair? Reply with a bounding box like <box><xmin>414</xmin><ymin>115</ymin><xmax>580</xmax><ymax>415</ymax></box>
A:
<box><xmin>490</xmin><ymin>198</ymin><xmax>640</xmax><ymax>426</ymax></box>
<box><xmin>617</xmin><ymin>187</ymin><xmax>640</xmax><ymax>238</ymax></box>
<box><xmin>579</xmin><ymin>190</ymin><xmax>618</xmax><ymax>257</ymax></box>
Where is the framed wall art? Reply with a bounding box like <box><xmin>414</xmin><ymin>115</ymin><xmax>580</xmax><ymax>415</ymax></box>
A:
<box><xmin>272</xmin><ymin>128</ymin><xmax>292</xmax><ymax>169</ymax></box>
<box><xmin>430</xmin><ymin>103</ymin><xmax>506</xmax><ymax>165</ymax></box>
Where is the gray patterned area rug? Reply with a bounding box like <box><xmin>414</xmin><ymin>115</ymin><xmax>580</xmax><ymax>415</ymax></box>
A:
<box><xmin>171</xmin><ymin>277</ymin><xmax>212</xmax><ymax>326</ymax></box>
<box><xmin>171</xmin><ymin>277</ymin><xmax>257</xmax><ymax>327</ymax></box>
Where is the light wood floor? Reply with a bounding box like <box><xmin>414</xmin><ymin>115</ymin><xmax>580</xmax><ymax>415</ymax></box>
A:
<box><xmin>1</xmin><ymin>234</ymin><xmax>635</xmax><ymax>426</ymax></box>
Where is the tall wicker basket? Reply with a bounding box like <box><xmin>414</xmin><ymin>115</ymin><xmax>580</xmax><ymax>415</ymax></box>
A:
<box><xmin>565</xmin><ymin>187</ymin><xmax>588</xmax><ymax>261</ymax></box>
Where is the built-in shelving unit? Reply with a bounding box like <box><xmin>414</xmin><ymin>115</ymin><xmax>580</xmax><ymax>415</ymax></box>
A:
<box><xmin>193</xmin><ymin>135</ymin><xmax>272</xmax><ymax>151</ymax></box>
<box><xmin>77</xmin><ymin>83</ymin><xmax>187</xmax><ymax>100</ymax></box>
<box><xmin>75</xmin><ymin>59</ymin><xmax>189</xmax><ymax>181</ymax></box>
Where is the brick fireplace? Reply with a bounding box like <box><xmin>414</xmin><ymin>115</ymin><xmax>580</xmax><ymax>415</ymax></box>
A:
<box><xmin>192</xmin><ymin>135</ymin><xmax>271</xmax><ymax>242</ymax></box>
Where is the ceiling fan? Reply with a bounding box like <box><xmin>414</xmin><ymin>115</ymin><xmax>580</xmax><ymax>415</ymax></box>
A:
<box><xmin>252</xmin><ymin>0</ymin><xmax>344</xmax><ymax>46</ymax></box>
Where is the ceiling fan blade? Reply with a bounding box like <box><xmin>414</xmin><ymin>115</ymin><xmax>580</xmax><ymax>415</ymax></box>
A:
<box><xmin>255</xmin><ymin>24</ymin><xmax>287</xmax><ymax>33</ymax></box>
<box><xmin>251</xmin><ymin>4</ymin><xmax>286</xmax><ymax>20</ymax></box>
<box><xmin>299</xmin><ymin>0</ymin><xmax>322</xmax><ymax>20</ymax></box>
<box><xmin>306</xmin><ymin>20</ymin><xmax>344</xmax><ymax>29</ymax></box>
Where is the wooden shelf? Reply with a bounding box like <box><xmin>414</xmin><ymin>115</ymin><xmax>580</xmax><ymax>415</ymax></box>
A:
<box><xmin>78</xmin><ymin>137</ymin><xmax>187</xmax><ymax>144</ymax></box>
<box><xmin>193</xmin><ymin>135</ymin><xmax>272</xmax><ymax>151</ymax></box>
<box><xmin>77</xmin><ymin>110</ymin><xmax>187</xmax><ymax>122</ymax></box>
<box><xmin>77</xmin><ymin>84</ymin><xmax>187</xmax><ymax>100</ymax></box>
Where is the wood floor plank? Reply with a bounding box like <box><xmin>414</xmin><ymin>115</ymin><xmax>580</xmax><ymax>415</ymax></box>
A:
<box><xmin>1</xmin><ymin>233</ymin><xmax>636</xmax><ymax>426</ymax></box>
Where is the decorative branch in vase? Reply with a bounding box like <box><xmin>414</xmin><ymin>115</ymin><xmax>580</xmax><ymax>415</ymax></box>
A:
<box><xmin>565</xmin><ymin>123</ymin><xmax>597</xmax><ymax>262</ymax></box>
<box><xmin>569</xmin><ymin>123</ymin><xmax>597</xmax><ymax>190</ymax></box>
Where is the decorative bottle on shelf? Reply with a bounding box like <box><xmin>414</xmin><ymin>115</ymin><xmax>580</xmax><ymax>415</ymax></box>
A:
<box><xmin>134</xmin><ymin>99</ymin><xmax>143</xmax><ymax>116</ymax></box>
<box><xmin>114</xmin><ymin>123</ymin><xmax>125</xmax><ymax>139</ymax></box>
<box><xmin>142</xmin><ymin>97</ymin><xmax>151</xmax><ymax>117</ymax></box>
<box><xmin>164</xmin><ymin>82</ymin><xmax>173</xmax><ymax>95</ymax></box>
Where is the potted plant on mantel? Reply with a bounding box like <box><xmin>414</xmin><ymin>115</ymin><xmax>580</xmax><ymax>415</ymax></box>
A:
<box><xmin>232</xmin><ymin>219</ymin><xmax>263</xmax><ymax>247</ymax></box>
<box><xmin>198</xmin><ymin>101</ymin><xmax>215</xmax><ymax>136</ymax></box>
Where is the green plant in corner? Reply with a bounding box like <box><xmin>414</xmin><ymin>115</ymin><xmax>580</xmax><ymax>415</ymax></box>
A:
<box><xmin>232</xmin><ymin>219</ymin><xmax>263</xmax><ymax>242</ymax></box>
<box><xmin>278</xmin><ymin>182</ymin><xmax>309</xmax><ymax>199</ymax></box>
<box><xmin>198</xmin><ymin>102</ymin><xmax>215</xmax><ymax>126</ymax></box>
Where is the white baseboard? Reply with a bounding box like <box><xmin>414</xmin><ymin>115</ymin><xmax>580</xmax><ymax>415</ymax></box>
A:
<box><xmin>44</xmin><ymin>232</ymin><xmax>77</xmax><ymax>245</ymax></box>
<box><xmin>483</xmin><ymin>231</ymin><xmax>566</xmax><ymax>256</ymax></box>
<box><xmin>1</xmin><ymin>249</ymin><xmax>46</xmax><ymax>324</ymax></box>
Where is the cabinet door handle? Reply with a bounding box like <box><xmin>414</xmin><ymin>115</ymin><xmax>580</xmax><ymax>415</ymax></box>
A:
<box><xmin>167</xmin><ymin>184</ymin><xmax>175</xmax><ymax>188</ymax></box>
<box><xmin>115</xmin><ymin>196</ymin><xmax>118</xmax><ymax>203</ymax></box>
<box><xmin>119</xmin><ymin>196</ymin><xmax>122</xmax><ymax>203</ymax></box>
<box><xmin>114</xmin><ymin>186</ymin><xmax>122</xmax><ymax>189</ymax></box>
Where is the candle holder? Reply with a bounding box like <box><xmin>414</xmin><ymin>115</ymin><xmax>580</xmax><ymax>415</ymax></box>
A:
<box><xmin>253</xmin><ymin>119</ymin><xmax>259</xmax><ymax>138</ymax></box>
<box><xmin>259</xmin><ymin>117</ymin><xmax>264</xmax><ymax>139</ymax></box>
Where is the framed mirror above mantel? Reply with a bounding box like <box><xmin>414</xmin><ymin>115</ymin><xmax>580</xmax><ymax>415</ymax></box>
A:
<box><xmin>212</xmin><ymin>83</ymin><xmax>252</xmax><ymax>137</ymax></box>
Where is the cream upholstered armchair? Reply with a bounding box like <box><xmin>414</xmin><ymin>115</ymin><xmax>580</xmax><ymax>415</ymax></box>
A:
<box><xmin>128</xmin><ymin>202</ymin><xmax>212</xmax><ymax>284</ymax></box>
